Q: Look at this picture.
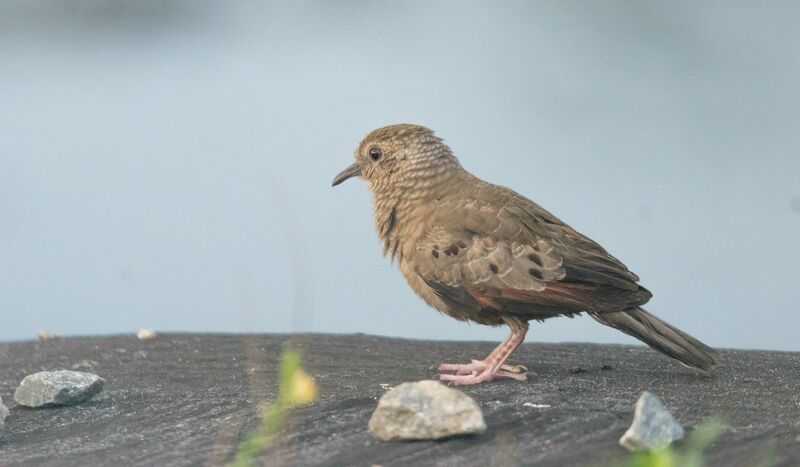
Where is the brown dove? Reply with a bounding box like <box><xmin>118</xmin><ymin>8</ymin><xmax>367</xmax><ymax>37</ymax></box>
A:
<box><xmin>332</xmin><ymin>124</ymin><xmax>717</xmax><ymax>385</ymax></box>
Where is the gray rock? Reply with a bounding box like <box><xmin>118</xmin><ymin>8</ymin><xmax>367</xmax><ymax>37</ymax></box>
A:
<box><xmin>14</xmin><ymin>371</ymin><xmax>105</xmax><ymax>408</ymax></box>
<box><xmin>0</xmin><ymin>395</ymin><xmax>9</xmax><ymax>430</ymax></box>
<box><xmin>619</xmin><ymin>391</ymin><xmax>684</xmax><ymax>451</ymax></box>
<box><xmin>368</xmin><ymin>380</ymin><xmax>486</xmax><ymax>441</ymax></box>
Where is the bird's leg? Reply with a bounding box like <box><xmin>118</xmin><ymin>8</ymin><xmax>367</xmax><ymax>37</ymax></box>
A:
<box><xmin>438</xmin><ymin>323</ymin><xmax>529</xmax><ymax>385</ymax></box>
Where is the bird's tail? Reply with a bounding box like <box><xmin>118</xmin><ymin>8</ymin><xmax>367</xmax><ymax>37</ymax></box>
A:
<box><xmin>591</xmin><ymin>307</ymin><xmax>718</xmax><ymax>371</ymax></box>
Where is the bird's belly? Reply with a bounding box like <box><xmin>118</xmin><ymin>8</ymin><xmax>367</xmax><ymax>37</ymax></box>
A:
<box><xmin>398</xmin><ymin>260</ymin><xmax>506</xmax><ymax>326</ymax></box>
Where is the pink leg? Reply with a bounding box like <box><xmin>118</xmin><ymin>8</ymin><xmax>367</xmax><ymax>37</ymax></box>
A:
<box><xmin>438</xmin><ymin>324</ymin><xmax>529</xmax><ymax>385</ymax></box>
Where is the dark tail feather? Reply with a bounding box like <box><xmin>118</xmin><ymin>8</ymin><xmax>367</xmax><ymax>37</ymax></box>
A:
<box><xmin>591</xmin><ymin>307</ymin><xmax>718</xmax><ymax>371</ymax></box>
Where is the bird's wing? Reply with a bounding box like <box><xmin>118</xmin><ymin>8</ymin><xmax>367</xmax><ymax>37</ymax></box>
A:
<box><xmin>413</xmin><ymin>183</ymin><xmax>651</xmax><ymax>317</ymax></box>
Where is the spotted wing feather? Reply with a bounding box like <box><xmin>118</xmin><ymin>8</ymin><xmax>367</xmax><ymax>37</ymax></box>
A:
<box><xmin>414</xmin><ymin>182</ymin><xmax>651</xmax><ymax>320</ymax></box>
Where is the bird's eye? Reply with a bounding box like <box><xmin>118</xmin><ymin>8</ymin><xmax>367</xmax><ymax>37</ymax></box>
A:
<box><xmin>369</xmin><ymin>147</ymin><xmax>383</xmax><ymax>161</ymax></box>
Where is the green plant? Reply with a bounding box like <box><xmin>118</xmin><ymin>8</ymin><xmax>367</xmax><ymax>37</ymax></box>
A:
<box><xmin>621</xmin><ymin>418</ymin><xmax>728</xmax><ymax>467</ymax></box>
<box><xmin>229</xmin><ymin>348</ymin><xmax>318</xmax><ymax>467</ymax></box>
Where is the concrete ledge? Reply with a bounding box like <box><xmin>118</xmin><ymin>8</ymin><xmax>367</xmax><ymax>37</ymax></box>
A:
<box><xmin>1</xmin><ymin>333</ymin><xmax>798</xmax><ymax>466</ymax></box>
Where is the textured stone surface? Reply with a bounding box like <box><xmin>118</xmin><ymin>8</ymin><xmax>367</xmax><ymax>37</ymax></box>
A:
<box><xmin>0</xmin><ymin>333</ymin><xmax>798</xmax><ymax>466</ymax></box>
<box><xmin>619</xmin><ymin>391</ymin><xmax>684</xmax><ymax>451</ymax></box>
<box><xmin>369</xmin><ymin>380</ymin><xmax>486</xmax><ymax>440</ymax></box>
<box><xmin>13</xmin><ymin>370</ymin><xmax>105</xmax><ymax>408</ymax></box>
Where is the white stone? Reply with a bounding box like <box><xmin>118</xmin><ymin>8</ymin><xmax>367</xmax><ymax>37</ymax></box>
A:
<box><xmin>137</xmin><ymin>329</ymin><xmax>157</xmax><ymax>340</ymax></box>
<box><xmin>36</xmin><ymin>331</ymin><xmax>56</xmax><ymax>342</ymax></box>
<box><xmin>523</xmin><ymin>402</ymin><xmax>551</xmax><ymax>408</ymax></box>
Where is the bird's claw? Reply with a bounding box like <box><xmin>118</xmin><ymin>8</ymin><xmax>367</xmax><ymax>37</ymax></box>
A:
<box><xmin>437</xmin><ymin>360</ymin><xmax>529</xmax><ymax>385</ymax></box>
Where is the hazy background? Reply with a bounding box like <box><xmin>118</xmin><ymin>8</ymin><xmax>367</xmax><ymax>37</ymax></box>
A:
<box><xmin>2</xmin><ymin>1</ymin><xmax>798</xmax><ymax>350</ymax></box>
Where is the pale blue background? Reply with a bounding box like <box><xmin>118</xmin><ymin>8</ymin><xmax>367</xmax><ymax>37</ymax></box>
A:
<box><xmin>2</xmin><ymin>1</ymin><xmax>799</xmax><ymax>350</ymax></box>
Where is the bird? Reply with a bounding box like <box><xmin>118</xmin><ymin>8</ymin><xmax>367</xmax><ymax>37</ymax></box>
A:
<box><xmin>332</xmin><ymin>124</ymin><xmax>717</xmax><ymax>385</ymax></box>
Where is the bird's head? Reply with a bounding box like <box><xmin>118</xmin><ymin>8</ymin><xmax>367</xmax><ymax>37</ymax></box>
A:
<box><xmin>332</xmin><ymin>124</ymin><xmax>461</xmax><ymax>197</ymax></box>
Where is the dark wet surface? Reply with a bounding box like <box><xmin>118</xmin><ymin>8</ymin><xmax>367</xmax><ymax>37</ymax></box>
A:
<box><xmin>1</xmin><ymin>333</ymin><xmax>798</xmax><ymax>466</ymax></box>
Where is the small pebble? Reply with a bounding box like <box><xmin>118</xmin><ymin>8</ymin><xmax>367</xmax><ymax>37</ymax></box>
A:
<box><xmin>619</xmin><ymin>391</ymin><xmax>684</xmax><ymax>451</ymax></box>
<box><xmin>137</xmin><ymin>329</ymin><xmax>157</xmax><ymax>340</ymax></box>
<box><xmin>36</xmin><ymin>331</ymin><xmax>56</xmax><ymax>342</ymax></box>
<box><xmin>70</xmin><ymin>360</ymin><xmax>98</xmax><ymax>370</ymax></box>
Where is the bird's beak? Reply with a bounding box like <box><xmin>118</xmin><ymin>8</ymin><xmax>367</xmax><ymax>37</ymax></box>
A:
<box><xmin>332</xmin><ymin>162</ymin><xmax>362</xmax><ymax>187</ymax></box>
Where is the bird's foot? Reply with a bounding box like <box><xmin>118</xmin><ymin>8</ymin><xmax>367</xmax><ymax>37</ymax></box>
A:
<box><xmin>438</xmin><ymin>360</ymin><xmax>528</xmax><ymax>385</ymax></box>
